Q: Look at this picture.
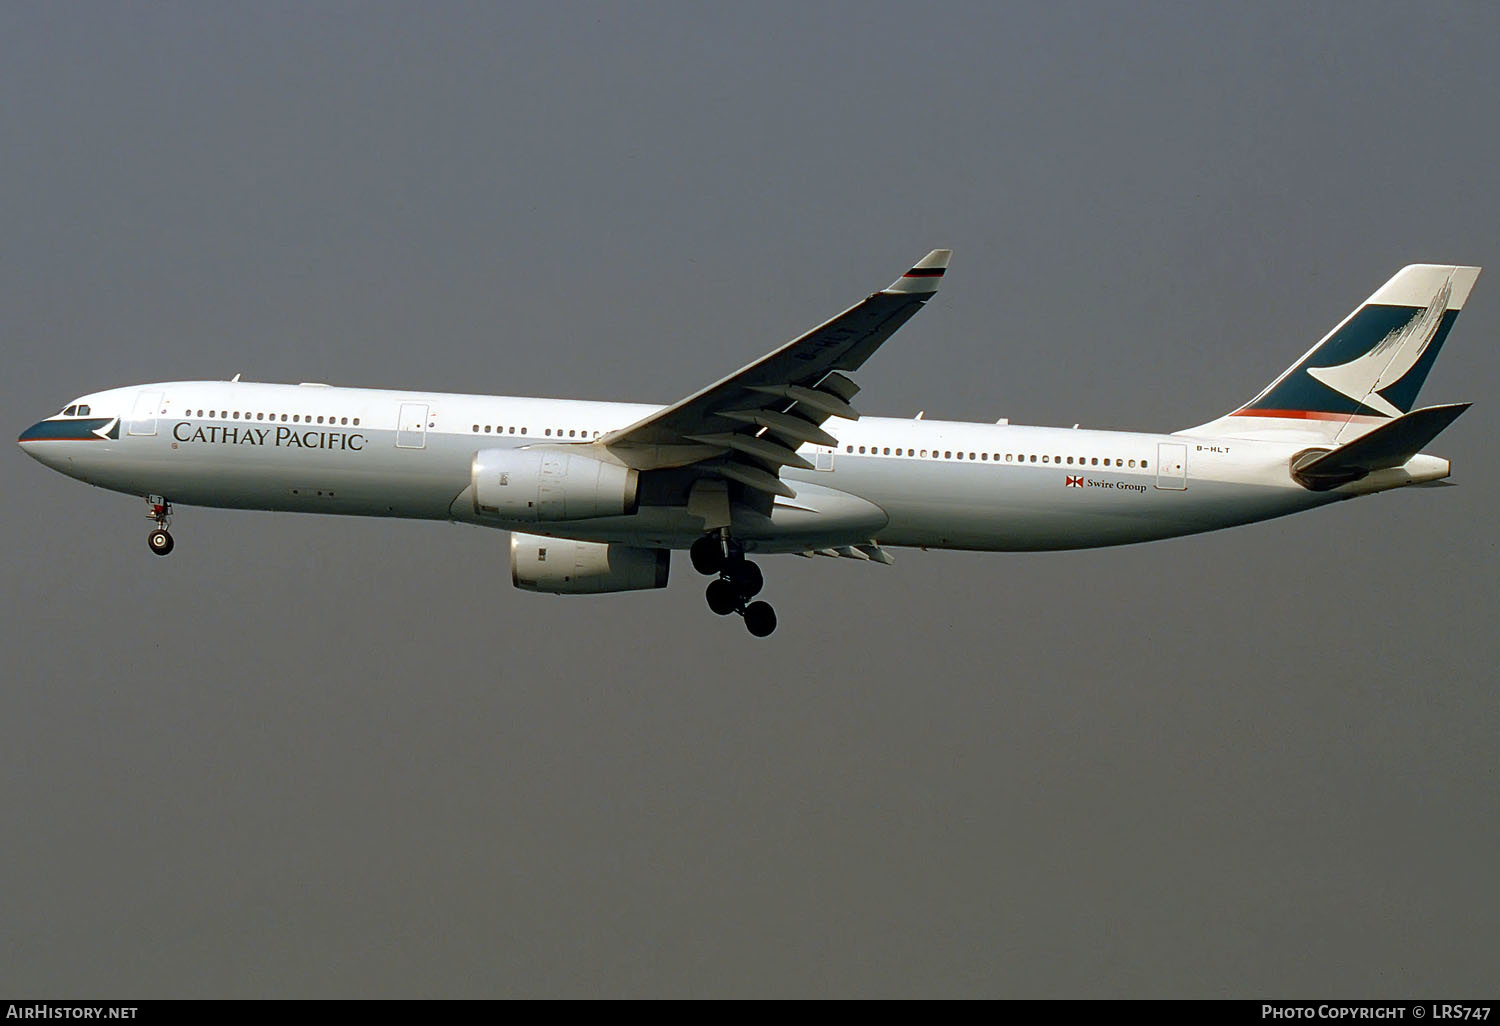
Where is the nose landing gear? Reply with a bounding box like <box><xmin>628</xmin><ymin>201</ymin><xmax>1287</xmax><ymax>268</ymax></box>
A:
<box><xmin>691</xmin><ymin>533</ymin><xmax>777</xmax><ymax>637</ymax></box>
<box><xmin>145</xmin><ymin>496</ymin><xmax>174</xmax><ymax>556</ymax></box>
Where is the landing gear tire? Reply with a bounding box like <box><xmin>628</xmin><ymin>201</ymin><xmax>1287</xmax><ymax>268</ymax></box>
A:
<box><xmin>706</xmin><ymin>579</ymin><xmax>740</xmax><ymax>615</ymax></box>
<box><xmin>743</xmin><ymin>601</ymin><xmax>777</xmax><ymax>638</ymax></box>
<box><xmin>148</xmin><ymin>529</ymin><xmax>174</xmax><ymax>556</ymax></box>
<box><xmin>726</xmin><ymin>560</ymin><xmax>763</xmax><ymax>598</ymax></box>
<box><xmin>690</xmin><ymin>535</ymin><xmax>725</xmax><ymax>576</ymax></box>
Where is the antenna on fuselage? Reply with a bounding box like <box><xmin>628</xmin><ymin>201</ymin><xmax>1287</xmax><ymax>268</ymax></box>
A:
<box><xmin>231</xmin><ymin>373</ymin><xmax>241</xmax><ymax>382</ymax></box>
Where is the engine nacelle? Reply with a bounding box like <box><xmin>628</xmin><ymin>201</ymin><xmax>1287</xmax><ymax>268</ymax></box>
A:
<box><xmin>472</xmin><ymin>448</ymin><xmax>639</xmax><ymax>522</ymax></box>
<box><xmin>510</xmin><ymin>533</ymin><xmax>669</xmax><ymax>594</ymax></box>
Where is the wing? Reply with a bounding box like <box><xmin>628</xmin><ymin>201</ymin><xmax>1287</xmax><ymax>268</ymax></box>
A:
<box><xmin>596</xmin><ymin>249</ymin><xmax>951</xmax><ymax>501</ymax></box>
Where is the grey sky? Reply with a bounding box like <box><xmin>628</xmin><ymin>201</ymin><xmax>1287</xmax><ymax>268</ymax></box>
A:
<box><xmin>2</xmin><ymin>1</ymin><xmax>1496</xmax><ymax>998</ymax></box>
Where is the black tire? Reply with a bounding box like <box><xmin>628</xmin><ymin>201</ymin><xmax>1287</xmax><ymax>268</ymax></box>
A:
<box><xmin>743</xmin><ymin>601</ymin><xmax>776</xmax><ymax>638</ymax></box>
<box><xmin>148</xmin><ymin>530</ymin><xmax>174</xmax><ymax>556</ymax></box>
<box><xmin>726</xmin><ymin>560</ymin><xmax>764</xmax><ymax>598</ymax></box>
<box><xmin>690</xmin><ymin>535</ymin><xmax>724</xmax><ymax>575</ymax></box>
<box><xmin>706</xmin><ymin>579</ymin><xmax>740</xmax><ymax>615</ymax></box>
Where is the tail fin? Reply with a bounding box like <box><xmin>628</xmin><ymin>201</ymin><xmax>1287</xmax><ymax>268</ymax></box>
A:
<box><xmin>1184</xmin><ymin>264</ymin><xmax>1481</xmax><ymax>441</ymax></box>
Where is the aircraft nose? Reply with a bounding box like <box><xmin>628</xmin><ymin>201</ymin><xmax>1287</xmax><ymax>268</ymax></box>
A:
<box><xmin>17</xmin><ymin>415</ymin><xmax>119</xmax><ymax>469</ymax></box>
<box><xmin>18</xmin><ymin>421</ymin><xmax>56</xmax><ymax>466</ymax></box>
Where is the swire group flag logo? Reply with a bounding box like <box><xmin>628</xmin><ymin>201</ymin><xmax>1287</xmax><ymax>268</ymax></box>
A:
<box><xmin>1065</xmin><ymin>476</ymin><xmax>1084</xmax><ymax>488</ymax></box>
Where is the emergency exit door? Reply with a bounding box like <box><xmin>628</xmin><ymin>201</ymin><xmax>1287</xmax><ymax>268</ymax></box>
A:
<box><xmin>129</xmin><ymin>390</ymin><xmax>163</xmax><ymax>436</ymax></box>
<box><xmin>396</xmin><ymin>403</ymin><xmax>428</xmax><ymax>449</ymax></box>
<box><xmin>1156</xmin><ymin>443</ymin><xmax>1187</xmax><ymax>490</ymax></box>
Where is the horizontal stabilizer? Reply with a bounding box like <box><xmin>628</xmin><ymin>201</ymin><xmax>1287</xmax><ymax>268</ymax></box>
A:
<box><xmin>1292</xmin><ymin>402</ymin><xmax>1470</xmax><ymax>486</ymax></box>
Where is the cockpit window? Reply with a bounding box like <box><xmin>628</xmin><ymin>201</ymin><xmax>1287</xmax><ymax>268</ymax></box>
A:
<box><xmin>77</xmin><ymin>405</ymin><xmax>90</xmax><ymax>416</ymax></box>
<box><xmin>62</xmin><ymin>405</ymin><xmax>77</xmax><ymax>416</ymax></box>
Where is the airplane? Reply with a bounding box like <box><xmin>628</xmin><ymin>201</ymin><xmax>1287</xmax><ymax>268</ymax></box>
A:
<box><xmin>18</xmin><ymin>251</ymin><xmax>1480</xmax><ymax>638</ymax></box>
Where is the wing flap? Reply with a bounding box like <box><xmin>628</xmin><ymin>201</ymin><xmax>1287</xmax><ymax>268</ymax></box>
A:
<box><xmin>746</xmin><ymin>384</ymin><xmax>860</xmax><ymax>422</ymax></box>
<box><xmin>718</xmin><ymin>409</ymin><xmax>839</xmax><ymax>448</ymax></box>
<box><xmin>685</xmin><ymin>432</ymin><xmax>815</xmax><ymax>471</ymax></box>
<box><xmin>710</xmin><ymin>461</ymin><xmax>798</xmax><ymax>499</ymax></box>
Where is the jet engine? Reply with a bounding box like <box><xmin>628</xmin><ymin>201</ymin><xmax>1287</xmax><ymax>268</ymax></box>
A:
<box><xmin>472</xmin><ymin>448</ymin><xmax>638</xmax><ymax>522</ymax></box>
<box><xmin>510</xmin><ymin>532</ymin><xmax>669</xmax><ymax>594</ymax></box>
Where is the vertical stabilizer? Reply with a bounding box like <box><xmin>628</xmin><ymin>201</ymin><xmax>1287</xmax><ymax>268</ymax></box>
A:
<box><xmin>1183</xmin><ymin>264</ymin><xmax>1480</xmax><ymax>441</ymax></box>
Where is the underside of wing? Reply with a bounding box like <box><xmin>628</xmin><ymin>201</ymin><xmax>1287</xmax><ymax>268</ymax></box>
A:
<box><xmin>594</xmin><ymin>249</ymin><xmax>951</xmax><ymax>516</ymax></box>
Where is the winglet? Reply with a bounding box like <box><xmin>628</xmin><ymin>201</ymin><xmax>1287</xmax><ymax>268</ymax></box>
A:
<box><xmin>883</xmin><ymin>249</ymin><xmax>952</xmax><ymax>295</ymax></box>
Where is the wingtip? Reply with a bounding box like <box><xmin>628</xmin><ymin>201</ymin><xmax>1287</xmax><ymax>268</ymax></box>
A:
<box><xmin>884</xmin><ymin>248</ymin><xmax>952</xmax><ymax>294</ymax></box>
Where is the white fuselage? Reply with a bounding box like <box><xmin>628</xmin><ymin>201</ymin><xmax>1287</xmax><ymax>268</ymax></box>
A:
<box><xmin>19</xmin><ymin>379</ymin><xmax>1451</xmax><ymax>555</ymax></box>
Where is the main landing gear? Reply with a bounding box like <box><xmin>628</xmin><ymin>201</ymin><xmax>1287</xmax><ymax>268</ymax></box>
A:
<box><xmin>691</xmin><ymin>533</ymin><xmax>777</xmax><ymax>638</ymax></box>
<box><xmin>145</xmin><ymin>496</ymin><xmax>174</xmax><ymax>556</ymax></box>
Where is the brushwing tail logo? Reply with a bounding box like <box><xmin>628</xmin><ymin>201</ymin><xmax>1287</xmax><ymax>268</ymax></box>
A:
<box><xmin>1306</xmin><ymin>276</ymin><xmax>1453</xmax><ymax>418</ymax></box>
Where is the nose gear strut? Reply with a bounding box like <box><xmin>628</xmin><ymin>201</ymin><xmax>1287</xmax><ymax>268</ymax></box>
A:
<box><xmin>145</xmin><ymin>495</ymin><xmax>174</xmax><ymax>556</ymax></box>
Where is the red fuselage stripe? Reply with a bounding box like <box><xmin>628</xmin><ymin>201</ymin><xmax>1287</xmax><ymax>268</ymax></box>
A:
<box><xmin>1231</xmin><ymin>409</ymin><xmax>1386</xmax><ymax>423</ymax></box>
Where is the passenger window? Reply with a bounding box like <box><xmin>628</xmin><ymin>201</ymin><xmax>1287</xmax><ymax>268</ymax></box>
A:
<box><xmin>352</xmin><ymin>418</ymin><xmax>359</xmax><ymax>426</ymax></box>
<box><xmin>1129</xmin><ymin>459</ymin><xmax>1136</xmax><ymax>468</ymax></box>
<box><xmin>520</xmin><ymin>427</ymin><xmax>526</xmax><ymax>434</ymax></box>
<box><xmin>981</xmin><ymin>453</ymin><xmax>988</xmax><ymax>461</ymax></box>
<box><xmin>1142</xmin><ymin>460</ymin><xmax>1148</xmax><ymax>468</ymax></box>
<box><xmin>920</xmin><ymin>449</ymin><xmax>928</xmax><ymax>457</ymax></box>
<box><xmin>1091</xmin><ymin>458</ymin><xmax>1098</xmax><ymax>465</ymax></box>
<box><xmin>944</xmin><ymin>450</ymin><xmax>952</xmax><ymax>459</ymax></box>
<box><xmin>1030</xmin><ymin>455</ymin><xmax>1037</xmax><ymax>463</ymax></box>
<box><xmin>569</xmin><ymin>430</ymin><xmax>576</xmax><ymax>437</ymax></box>
<box><xmin>1042</xmin><ymin>455</ymin><xmax>1049</xmax><ymax>463</ymax></box>
<box><xmin>257</xmin><ymin>413</ymin><xmax>265</xmax><ymax>420</ymax></box>
<box><xmin>510</xmin><ymin>427</ymin><xmax>517</xmax><ymax>434</ymax></box>
<box><xmin>858</xmin><ymin>446</ymin><xmax>866</xmax><ymax>453</ymax></box>
<box><xmin>883</xmin><ymin>447</ymin><xmax>890</xmax><ymax>455</ymax></box>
